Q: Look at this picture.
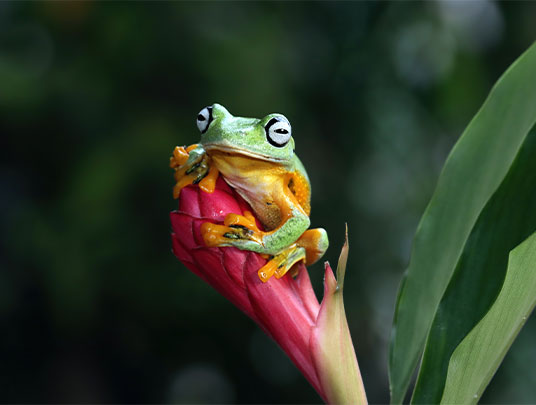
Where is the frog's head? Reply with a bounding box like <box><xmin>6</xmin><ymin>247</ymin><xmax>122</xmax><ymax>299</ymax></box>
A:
<box><xmin>196</xmin><ymin>103</ymin><xmax>295</xmax><ymax>163</ymax></box>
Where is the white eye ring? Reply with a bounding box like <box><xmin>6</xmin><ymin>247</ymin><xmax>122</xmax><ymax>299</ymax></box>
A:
<box><xmin>197</xmin><ymin>106</ymin><xmax>213</xmax><ymax>134</ymax></box>
<box><xmin>265</xmin><ymin>116</ymin><xmax>291</xmax><ymax>147</ymax></box>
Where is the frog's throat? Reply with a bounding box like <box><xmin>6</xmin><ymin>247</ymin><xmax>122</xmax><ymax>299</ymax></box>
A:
<box><xmin>203</xmin><ymin>143</ymin><xmax>287</xmax><ymax>164</ymax></box>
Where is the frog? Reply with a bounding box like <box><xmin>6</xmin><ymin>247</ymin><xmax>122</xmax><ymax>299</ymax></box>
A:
<box><xmin>170</xmin><ymin>103</ymin><xmax>328</xmax><ymax>283</ymax></box>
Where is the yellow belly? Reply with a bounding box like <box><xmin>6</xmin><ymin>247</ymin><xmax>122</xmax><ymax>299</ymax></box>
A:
<box><xmin>209</xmin><ymin>152</ymin><xmax>284</xmax><ymax>229</ymax></box>
<box><xmin>209</xmin><ymin>151</ymin><xmax>311</xmax><ymax>230</ymax></box>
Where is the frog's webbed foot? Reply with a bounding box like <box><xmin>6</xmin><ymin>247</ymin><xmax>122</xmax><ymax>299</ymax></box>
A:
<box><xmin>201</xmin><ymin>211</ymin><xmax>265</xmax><ymax>247</ymax></box>
<box><xmin>170</xmin><ymin>144</ymin><xmax>219</xmax><ymax>197</ymax></box>
<box><xmin>257</xmin><ymin>244</ymin><xmax>306</xmax><ymax>282</ymax></box>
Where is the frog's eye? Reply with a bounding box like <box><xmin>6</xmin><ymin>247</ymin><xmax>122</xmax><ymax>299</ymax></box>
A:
<box><xmin>197</xmin><ymin>106</ymin><xmax>213</xmax><ymax>134</ymax></box>
<box><xmin>265</xmin><ymin>116</ymin><xmax>292</xmax><ymax>147</ymax></box>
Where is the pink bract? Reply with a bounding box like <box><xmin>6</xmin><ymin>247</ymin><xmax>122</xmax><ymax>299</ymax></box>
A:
<box><xmin>170</xmin><ymin>177</ymin><xmax>365</xmax><ymax>403</ymax></box>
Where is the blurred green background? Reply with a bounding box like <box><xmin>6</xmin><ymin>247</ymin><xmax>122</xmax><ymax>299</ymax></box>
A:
<box><xmin>1</xmin><ymin>1</ymin><xmax>536</xmax><ymax>403</ymax></box>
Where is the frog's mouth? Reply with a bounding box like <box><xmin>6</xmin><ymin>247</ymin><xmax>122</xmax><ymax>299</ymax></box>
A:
<box><xmin>203</xmin><ymin>143</ymin><xmax>286</xmax><ymax>163</ymax></box>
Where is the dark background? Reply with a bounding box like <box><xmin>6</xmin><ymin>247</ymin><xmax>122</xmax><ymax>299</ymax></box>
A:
<box><xmin>1</xmin><ymin>1</ymin><xmax>536</xmax><ymax>403</ymax></box>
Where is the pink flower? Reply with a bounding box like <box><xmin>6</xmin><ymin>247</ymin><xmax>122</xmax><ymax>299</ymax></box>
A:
<box><xmin>170</xmin><ymin>178</ymin><xmax>367</xmax><ymax>404</ymax></box>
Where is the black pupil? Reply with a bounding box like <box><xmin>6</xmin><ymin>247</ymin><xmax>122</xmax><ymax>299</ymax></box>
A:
<box><xmin>275</xmin><ymin>128</ymin><xmax>288</xmax><ymax>134</ymax></box>
<box><xmin>197</xmin><ymin>114</ymin><xmax>206</xmax><ymax>121</ymax></box>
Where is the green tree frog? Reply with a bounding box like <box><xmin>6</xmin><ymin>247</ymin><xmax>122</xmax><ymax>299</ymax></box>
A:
<box><xmin>170</xmin><ymin>104</ymin><xmax>328</xmax><ymax>282</ymax></box>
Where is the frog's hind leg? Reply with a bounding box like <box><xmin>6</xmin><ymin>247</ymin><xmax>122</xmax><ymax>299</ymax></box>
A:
<box><xmin>297</xmin><ymin>228</ymin><xmax>329</xmax><ymax>266</ymax></box>
<box><xmin>257</xmin><ymin>228</ymin><xmax>328</xmax><ymax>282</ymax></box>
<box><xmin>202</xmin><ymin>218</ymin><xmax>329</xmax><ymax>283</ymax></box>
<box><xmin>201</xmin><ymin>213</ymin><xmax>310</xmax><ymax>283</ymax></box>
<box><xmin>200</xmin><ymin>183</ymin><xmax>320</xmax><ymax>282</ymax></box>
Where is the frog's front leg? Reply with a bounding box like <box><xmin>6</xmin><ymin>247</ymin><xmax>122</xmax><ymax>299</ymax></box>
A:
<box><xmin>201</xmin><ymin>210</ymin><xmax>266</xmax><ymax>249</ymax></box>
<box><xmin>170</xmin><ymin>144</ymin><xmax>219</xmax><ymax>197</ymax></box>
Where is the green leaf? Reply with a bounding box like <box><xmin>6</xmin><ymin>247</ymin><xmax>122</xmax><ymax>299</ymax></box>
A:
<box><xmin>411</xmin><ymin>127</ymin><xmax>536</xmax><ymax>403</ymax></box>
<box><xmin>440</xmin><ymin>232</ymin><xmax>536</xmax><ymax>404</ymax></box>
<box><xmin>389</xmin><ymin>41</ymin><xmax>536</xmax><ymax>404</ymax></box>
